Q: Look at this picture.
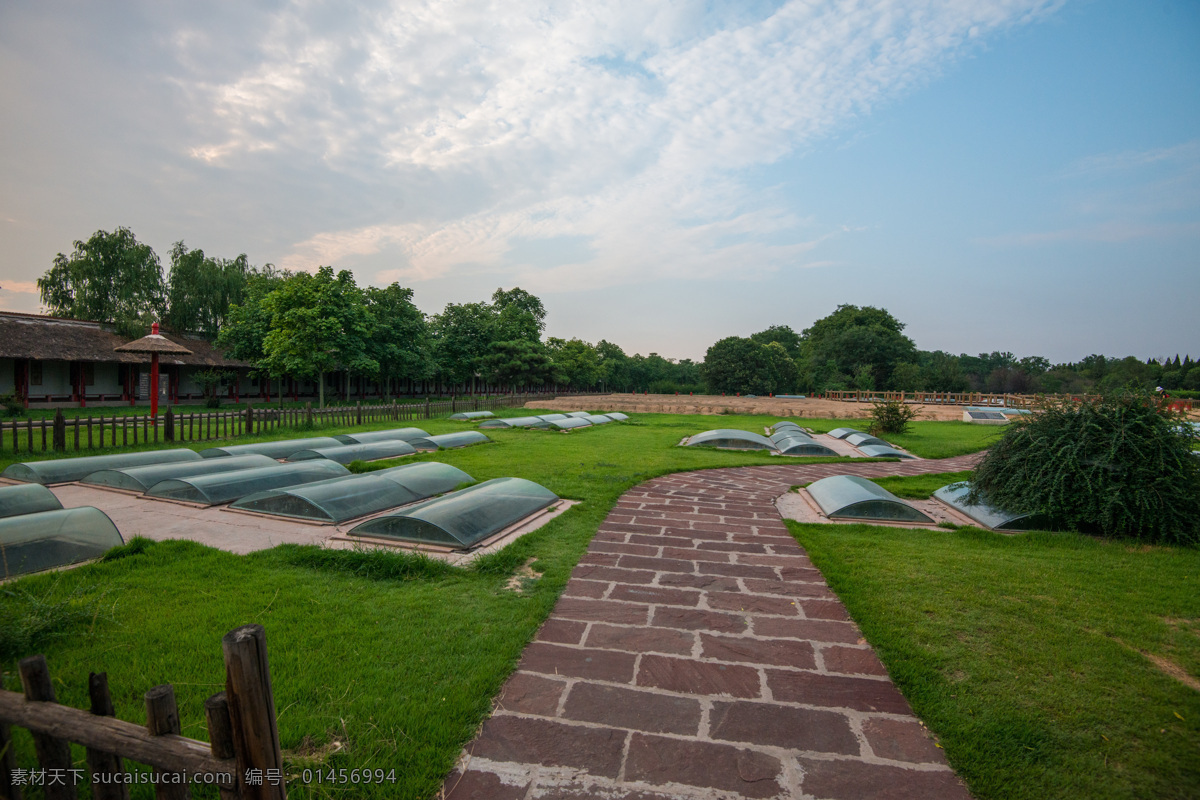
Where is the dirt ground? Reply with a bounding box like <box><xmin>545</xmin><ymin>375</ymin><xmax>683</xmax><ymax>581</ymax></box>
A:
<box><xmin>525</xmin><ymin>393</ymin><xmax>976</xmax><ymax>421</ymax></box>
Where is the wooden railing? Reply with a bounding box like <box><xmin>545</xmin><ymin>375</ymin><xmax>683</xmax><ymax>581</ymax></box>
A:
<box><xmin>822</xmin><ymin>391</ymin><xmax>1048</xmax><ymax>408</ymax></box>
<box><xmin>0</xmin><ymin>393</ymin><xmax>570</xmax><ymax>456</ymax></box>
<box><xmin>0</xmin><ymin>625</ymin><xmax>284</xmax><ymax>800</ymax></box>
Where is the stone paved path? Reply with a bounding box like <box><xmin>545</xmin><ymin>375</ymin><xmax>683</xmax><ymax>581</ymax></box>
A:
<box><xmin>443</xmin><ymin>456</ymin><xmax>982</xmax><ymax>800</ymax></box>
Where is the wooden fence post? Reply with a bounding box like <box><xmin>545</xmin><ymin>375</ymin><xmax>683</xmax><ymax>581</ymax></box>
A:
<box><xmin>222</xmin><ymin>625</ymin><xmax>285</xmax><ymax>800</ymax></box>
<box><xmin>145</xmin><ymin>685</ymin><xmax>190</xmax><ymax>799</ymax></box>
<box><xmin>0</xmin><ymin>721</ymin><xmax>21</xmax><ymax>800</ymax></box>
<box><xmin>17</xmin><ymin>656</ymin><xmax>75</xmax><ymax>800</ymax></box>
<box><xmin>86</xmin><ymin>672</ymin><xmax>129</xmax><ymax>800</ymax></box>
<box><xmin>245</xmin><ymin>406</ymin><xmax>253</xmax><ymax>437</ymax></box>
<box><xmin>204</xmin><ymin>693</ymin><xmax>238</xmax><ymax>800</ymax></box>
<box><xmin>305</xmin><ymin>402</ymin><xmax>312</xmax><ymax>428</ymax></box>
<box><xmin>164</xmin><ymin>409</ymin><xmax>175</xmax><ymax>443</ymax></box>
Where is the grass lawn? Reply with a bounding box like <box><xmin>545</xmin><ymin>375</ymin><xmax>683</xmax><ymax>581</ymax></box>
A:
<box><xmin>4</xmin><ymin>413</ymin><xmax>1176</xmax><ymax>799</ymax></box>
<box><xmin>790</xmin><ymin>475</ymin><xmax>1200</xmax><ymax>800</ymax></box>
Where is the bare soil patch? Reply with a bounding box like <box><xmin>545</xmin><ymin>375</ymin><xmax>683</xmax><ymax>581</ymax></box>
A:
<box><xmin>527</xmin><ymin>393</ymin><xmax>971</xmax><ymax>421</ymax></box>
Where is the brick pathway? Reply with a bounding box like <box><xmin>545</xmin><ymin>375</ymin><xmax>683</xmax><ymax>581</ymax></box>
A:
<box><xmin>443</xmin><ymin>456</ymin><xmax>981</xmax><ymax>800</ymax></box>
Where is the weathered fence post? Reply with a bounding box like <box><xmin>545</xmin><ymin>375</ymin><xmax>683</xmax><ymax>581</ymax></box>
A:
<box><xmin>145</xmin><ymin>685</ymin><xmax>190</xmax><ymax>799</ymax></box>
<box><xmin>18</xmin><ymin>656</ymin><xmax>75</xmax><ymax>800</ymax></box>
<box><xmin>164</xmin><ymin>408</ymin><xmax>175</xmax><ymax>443</ymax></box>
<box><xmin>86</xmin><ymin>672</ymin><xmax>129</xmax><ymax>800</ymax></box>
<box><xmin>222</xmin><ymin>625</ymin><xmax>286</xmax><ymax>799</ymax></box>
<box><xmin>356</xmin><ymin>401</ymin><xmax>362</xmax><ymax>425</ymax></box>
<box><xmin>51</xmin><ymin>410</ymin><xmax>66</xmax><ymax>452</ymax></box>
<box><xmin>425</xmin><ymin>396</ymin><xmax>430</xmax><ymax>418</ymax></box>
<box><xmin>305</xmin><ymin>402</ymin><xmax>312</xmax><ymax>428</ymax></box>
<box><xmin>204</xmin><ymin>693</ymin><xmax>238</xmax><ymax>800</ymax></box>
<box><xmin>0</xmin><ymin>721</ymin><xmax>21</xmax><ymax>800</ymax></box>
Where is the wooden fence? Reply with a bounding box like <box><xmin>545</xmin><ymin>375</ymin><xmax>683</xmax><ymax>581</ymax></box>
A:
<box><xmin>823</xmin><ymin>391</ymin><xmax>1047</xmax><ymax>408</ymax></box>
<box><xmin>0</xmin><ymin>624</ymin><xmax>284</xmax><ymax>800</ymax></box>
<box><xmin>0</xmin><ymin>393</ymin><xmax>566</xmax><ymax>456</ymax></box>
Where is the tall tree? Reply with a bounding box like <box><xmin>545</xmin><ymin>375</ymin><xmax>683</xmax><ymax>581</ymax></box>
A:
<box><xmin>259</xmin><ymin>267</ymin><xmax>376</xmax><ymax>407</ymax></box>
<box><xmin>750</xmin><ymin>325</ymin><xmax>802</xmax><ymax>359</ymax></box>
<box><xmin>801</xmin><ymin>305</ymin><xmax>917</xmax><ymax>391</ymax></box>
<box><xmin>432</xmin><ymin>302</ymin><xmax>496</xmax><ymax>390</ymax></box>
<box><xmin>216</xmin><ymin>265</ymin><xmax>291</xmax><ymax>366</ymax></box>
<box><xmin>547</xmin><ymin>338</ymin><xmax>602</xmax><ymax>389</ymax></box>
<box><xmin>491</xmin><ymin>287</ymin><xmax>546</xmax><ymax>341</ymax></box>
<box><xmin>480</xmin><ymin>340</ymin><xmax>554</xmax><ymax>391</ymax></box>
<box><xmin>365</xmin><ymin>283</ymin><xmax>431</xmax><ymax>395</ymax></box>
<box><xmin>37</xmin><ymin>227</ymin><xmax>165</xmax><ymax>337</ymax></box>
<box><xmin>163</xmin><ymin>241</ymin><xmax>249</xmax><ymax>338</ymax></box>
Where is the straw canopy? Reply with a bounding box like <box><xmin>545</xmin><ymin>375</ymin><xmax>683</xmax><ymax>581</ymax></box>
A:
<box><xmin>113</xmin><ymin>322</ymin><xmax>193</xmax><ymax>355</ymax></box>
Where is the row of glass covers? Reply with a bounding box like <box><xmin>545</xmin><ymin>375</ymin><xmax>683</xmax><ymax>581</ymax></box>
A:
<box><xmin>825</xmin><ymin>427</ymin><xmax>915</xmax><ymax>459</ymax></box>
<box><xmin>685</xmin><ymin>428</ymin><xmax>837</xmax><ymax>457</ymax></box>
<box><xmin>0</xmin><ymin>483</ymin><xmax>123</xmax><ymax>580</ymax></box>
<box><xmin>478</xmin><ymin>412</ymin><xmax>628</xmax><ymax>430</ymax></box>
<box><xmin>805</xmin><ymin>475</ymin><xmax>1045</xmax><ymax>531</ymax></box>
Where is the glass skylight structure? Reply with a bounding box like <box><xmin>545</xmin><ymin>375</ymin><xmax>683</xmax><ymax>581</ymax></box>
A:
<box><xmin>448</xmin><ymin>411</ymin><xmax>495</xmax><ymax>420</ymax></box>
<box><xmin>827</xmin><ymin>428</ymin><xmax>864</xmax><ymax>439</ymax></box>
<box><xmin>845</xmin><ymin>433</ymin><xmax>892</xmax><ymax>448</ymax></box>
<box><xmin>426</xmin><ymin>431</ymin><xmax>491</xmax><ymax>449</ymax></box>
<box><xmin>3</xmin><ymin>449</ymin><xmax>202</xmax><ymax>485</ymax></box>
<box><xmin>806</xmin><ymin>475</ymin><xmax>934</xmax><ymax>523</ymax></box>
<box><xmin>857</xmin><ymin>444</ymin><xmax>916</xmax><ymax>459</ymax></box>
<box><xmin>0</xmin><ymin>507</ymin><xmax>124</xmax><ymax>579</ymax></box>
<box><xmin>603</xmin><ymin>412</ymin><xmax>629</xmax><ymax>421</ymax></box>
<box><xmin>145</xmin><ymin>461</ymin><xmax>350</xmax><ymax>505</ymax></box>
<box><xmin>335</xmin><ymin>428</ymin><xmax>431</xmax><ymax>445</ymax></box>
<box><xmin>200</xmin><ymin>437</ymin><xmax>344</xmax><ymax>459</ymax></box>
<box><xmin>286</xmin><ymin>441</ymin><xmax>417</xmax><ymax>464</ymax></box>
<box><xmin>772</xmin><ymin>434</ymin><xmax>838</xmax><ymax>457</ymax></box>
<box><xmin>478</xmin><ymin>416</ymin><xmax>546</xmax><ymax>429</ymax></box>
<box><xmin>230</xmin><ymin>462</ymin><xmax>474</xmax><ymax>524</ymax></box>
<box><xmin>81</xmin><ymin>454</ymin><xmax>278</xmax><ymax>493</ymax></box>
<box><xmin>932</xmin><ymin>482</ymin><xmax>1048</xmax><ymax>531</ymax></box>
<box><xmin>348</xmin><ymin>477</ymin><xmax>559</xmax><ymax>549</ymax></box>
<box><xmin>685</xmin><ymin>429</ymin><xmax>776</xmax><ymax>450</ymax></box>
<box><xmin>0</xmin><ymin>484</ymin><xmax>63</xmax><ymax>519</ymax></box>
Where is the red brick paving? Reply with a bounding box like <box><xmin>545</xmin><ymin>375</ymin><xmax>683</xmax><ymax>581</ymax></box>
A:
<box><xmin>443</xmin><ymin>457</ymin><xmax>980</xmax><ymax>799</ymax></box>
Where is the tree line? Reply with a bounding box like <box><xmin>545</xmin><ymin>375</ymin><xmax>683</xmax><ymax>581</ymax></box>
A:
<box><xmin>36</xmin><ymin>227</ymin><xmax>1194</xmax><ymax>404</ymax></box>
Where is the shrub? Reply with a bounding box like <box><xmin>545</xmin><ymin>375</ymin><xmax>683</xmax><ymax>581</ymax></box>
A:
<box><xmin>968</xmin><ymin>389</ymin><xmax>1200</xmax><ymax>544</ymax></box>
<box><xmin>868</xmin><ymin>398</ymin><xmax>919</xmax><ymax>435</ymax></box>
<box><xmin>0</xmin><ymin>392</ymin><xmax>25</xmax><ymax>417</ymax></box>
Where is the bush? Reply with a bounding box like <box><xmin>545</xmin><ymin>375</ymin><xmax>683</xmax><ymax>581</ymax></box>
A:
<box><xmin>968</xmin><ymin>389</ymin><xmax>1200</xmax><ymax>544</ymax></box>
<box><xmin>0</xmin><ymin>392</ymin><xmax>25</xmax><ymax>417</ymax></box>
<box><xmin>868</xmin><ymin>398</ymin><xmax>919</xmax><ymax>435</ymax></box>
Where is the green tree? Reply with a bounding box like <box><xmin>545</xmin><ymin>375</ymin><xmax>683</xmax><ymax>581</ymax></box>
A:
<box><xmin>750</xmin><ymin>325</ymin><xmax>802</xmax><ymax>359</ymax></box>
<box><xmin>365</xmin><ymin>284</ymin><xmax>431</xmax><ymax>396</ymax></box>
<box><xmin>480</xmin><ymin>340</ymin><xmax>554</xmax><ymax>391</ymax></box>
<box><xmin>596</xmin><ymin>340</ymin><xmax>630</xmax><ymax>391</ymax></box>
<box><xmin>163</xmin><ymin>242</ymin><xmax>250</xmax><ymax>338</ymax></box>
<box><xmin>432</xmin><ymin>302</ymin><xmax>496</xmax><ymax>390</ymax></box>
<box><xmin>802</xmin><ymin>305</ymin><xmax>917</xmax><ymax>391</ymax></box>
<box><xmin>491</xmin><ymin>287</ymin><xmax>546</xmax><ymax>342</ymax></box>
<box><xmin>701</xmin><ymin>336</ymin><xmax>770</xmax><ymax>394</ymax></box>
<box><xmin>37</xmin><ymin>227</ymin><xmax>165</xmax><ymax>337</ymax></box>
<box><xmin>259</xmin><ymin>267</ymin><xmax>376</xmax><ymax>407</ymax></box>
<box><xmin>217</xmin><ymin>266</ymin><xmax>291</xmax><ymax>366</ymax></box>
<box><xmin>762</xmin><ymin>342</ymin><xmax>799</xmax><ymax>394</ymax></box>
<box><xmin>547</xmin><ymin>338</ymin><xmax>602</xmax><ymax>389</ymax></box>
<box><xmin>890</xmin><ymin>362</ymin><xmax>923</xmax><ymax>391</ymax></box>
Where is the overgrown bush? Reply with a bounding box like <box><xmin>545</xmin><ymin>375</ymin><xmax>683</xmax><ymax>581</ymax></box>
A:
<box><xmin>868</xmin><ymin>398</ymin><xmax>919</xmax><ymax>435</ymax></box>
<box><xmin>1</xmin><ymin>392</ymin><xmax>25</xmax><ymax>417</ymax></box>
<box><xmin>968</xmin><ymin>389</ymin><xmax>1200</xmax><ymax>544</ymax></box>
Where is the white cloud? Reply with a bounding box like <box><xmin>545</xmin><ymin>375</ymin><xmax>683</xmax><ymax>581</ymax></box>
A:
<box><xmin>184</xmin><ymin>0</ymin><xmax>1062</xmax><ymax>287</ymax></box>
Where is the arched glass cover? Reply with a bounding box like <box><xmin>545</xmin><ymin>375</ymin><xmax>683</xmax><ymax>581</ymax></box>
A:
<box><xmin>536</xmin><ymin>414</ymin><xmax>568</xmax><ymax>421</ymax></box>
<box><xmin>200</xmin><ymin>437</ymin><xmax>344</xmax><ymax>459</ymax></box>
<box><xmin>846</xmin><ymin>433</ymin><xmax>892</xmax><ymax>448</ymax></box>
<box><xmin>604</xmin><ymin>412</ymin><xmax>629</xmax><ymax>421</ymax></box>
<box><xmin>0</xmin><ymin>507</ymin><xmax>124</xmax><ymax>579</ymax></box>
<box><xmin>3</xmin><ymin>449</ymin><xmax>202</xmax><ymax>485</ymax></box>
<box><xmin>547</xmin><ymin>418</ymin><xmax>592</xmax><ymax>430</ymax></box>
<box><xmin>427</xmin><ymin>431</ymin><xmax>491</xmax><ymax>449</ymax></box>
<box><xmin>146</xmin><ymin>461</ymin><xmax>350</xmax><ymax>505</ymax></box>
<box><xmin>807</xmin><ymin>475</ymin><xmax>933</xmax><ymax>523</ymax></box>
<box><xmin>857</xmin><ymin>444</ymin><xmax>916</xmax><ymax>460</ymax></box>
<box><xmin>566</xmin><ymin>411</ymin><xmax>592</xmax><ymax>418</ymax></box>
<box><xmin>932</xmin><ymin>482</ymin><xmax>1048</xmax><ymax>531</ymax></box>
<box><xmin>335</xmin><ymin>428</ymin><xmax>431</xmax><ymax>445</ymax></box>
<box><xmin>286</xmin><ymin>441</ymin><xmax>417</xmax><ymax>464</ymax></box>
<box><xmin>827</xmin><ymin>428</ymin><xmax>864</xmax><ymax>439</ymax></box>
<box><xmin>773</xmin><ymin>435</ymin><xmax>837</xmax><ymax>457</ymax></box>
<box><xmin>349</xmin><ymin>477</ymin><xmax>559</xmax><ymax>549</ymax></box>
<box><xmin>82</xmin><ymin>454</ymin><xmax>278</xmax><ymax>493</ymax></box>
<box><xmin>231</xmin><ymin>462</ymin><xmax>475</xmax><ymax>524</ymax></box>
<box><xmin>478</xmin><ymin>416</ymin><xmax>546</xmax><ymax>429</ymax></box>
<box><xmin>582</xmin><ymin>415</ymin><xmax>614</xmax><ymax>424</ymax></box>
<box><xmin>448</xmin><ymin>411</ymin><xmax>495</xmax><ymax>420</ymax></box>
<box><xmin>0</xmin><ymin>484</ymin><xmax>63</xmax><ymax>519</ymax></box>
<box><xmin>685</xmin><ymin>429</ymin><xmax>776</xmax><ymax>450</ymax></box>
<box><xmin>770</xmin><ymin>421</ymin><xmax>804</xmax><ymax>434</ymax></box>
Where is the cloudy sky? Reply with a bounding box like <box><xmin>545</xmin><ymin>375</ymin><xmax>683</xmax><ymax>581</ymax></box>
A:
<box><xmin>1</xmin><ymin>0</ymin><xmax>1196</xmax><ymax>362</ymax></box>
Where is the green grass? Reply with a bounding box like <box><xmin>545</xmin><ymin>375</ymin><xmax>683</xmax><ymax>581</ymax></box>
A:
<box><xmin>867</xmin><ymin>470</ymin><xmax>975</xmax><ymax>499</ymax></box>
<box><xmin>789</xmin><ymin>490</ymin><xmax>1200</xmax><ymax>800</ymax></box>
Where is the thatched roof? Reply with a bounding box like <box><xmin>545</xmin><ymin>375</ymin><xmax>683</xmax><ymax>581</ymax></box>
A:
<box><xmin>115</xmin><ymin>326</ymin><xmax>193</xmax><ymax>355</ymax></box>
<box><xmin>0</xmin><ymin>311</ymin><xmax>249</xmax><ymax>367</ymax></box>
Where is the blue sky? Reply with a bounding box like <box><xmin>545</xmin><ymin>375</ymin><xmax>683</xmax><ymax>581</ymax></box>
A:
<box><xmin>1</xmin><ymin>0</ymin><xmax>1196</xmax><ymax>362</ymax></box>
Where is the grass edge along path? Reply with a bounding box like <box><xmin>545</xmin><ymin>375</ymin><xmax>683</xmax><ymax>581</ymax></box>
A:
<box><xmin>789</xmin><ymin>490</ymin><xmax>1200</xmax><ymax>800</ymax></box>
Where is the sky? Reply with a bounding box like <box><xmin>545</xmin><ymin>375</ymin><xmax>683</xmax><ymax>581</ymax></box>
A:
<box><xmin>1</xmin><ymin>0</ymin><xmax>1197</xmax><ymax>364</ymax></box>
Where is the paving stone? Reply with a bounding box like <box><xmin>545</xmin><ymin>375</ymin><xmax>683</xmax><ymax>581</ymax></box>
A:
<box><xmin>601</xmin><ymin>522</ymin><xmax>667</xmax><ymax>535</ymax></box>
<box><xmin>629</xmin><ymin>533</ymin><xmax>696</xmax><ymax>549</ymax></box>
<box><xmin>442</xmin><ymin>768</ymin><xmax>530</xmax><ymax>800</ymax></box>
<box><xmin>536</xmin><ymin>618</ymin><xmax>587</xmax><ymax>645</ymax></box>
<box><xmin>617</xmin><ymin>555</ymin><xmax>696</xmax><ymax>574</ymax></box>
<box><xmin>706</xmin><ymin>591</ymin><xmax>800</xmax><ymax>616</ymax></box>
<box><xmin>708</xmin><ymin>700</ymin><xmax>860</xmax><ymax>754</ymax></box>
<box><xmin>636</xmin><ymin>654</ymin><xmax>761</xmax><ymax>698</ymax></box>
<box><xmin>695</xmin><ymin>562</ymin><xmax>781</xmax><ymax>580</ymax></box>
<box><xmin>561</xmin><ymin>682</ymin><xmax>702</xmax><ymax>735</ymax></box>
<box><xmin>743</xmin><ymin>577</ymin><xmax>835</xmax><ymax>599</ymax></box>
<box><xmin>624</xmin><ymin>734</ymin><xmax>783</xmax><ymax>798</ymax></box>
<box><xmin>766</xmin><ymin>669</ymin><xmax>911</xmax><ymax>713</ymax></box>
<box><xmin>696</xmin><ymin>540</ymin><xmax>769</xmax><ymax>554</ymax></box>
<box><xmin>737</xmin><ymin>553</ymin><xmax>813</xmax><ymax>567</ymax></box>
<box><xmin>555</xmin><ymin>597</ymin><xmax>651</xmax><ymax>625</ymax></box>
<box><xmin>779</xmin><ymin>565</ymin><xmax>827</xmax><ymax>582</ymax></box>
<box><xmin>754</xmin><ymin>617</ymin><xmax>864</xmax><ymax>643</ymax></box>
<box><xmin>656</xmin><ymin>572</ymin><xmax>742</xmax><ymax>592</ymax></box>
<box><xmin>799</xmin><ymin>599</ymin><xmax>852</xmax><ymax>621</ymax></box>
<box><xmin>700</xmin><ymin>633</ymin><xmax>816</xmax><ymax>669</ymax></box>
<box><xmin>584</xmin><ymin>624</ymin><xmax>695</xmax><ymax>655</ymax></box>
<box><xmin>862</xmin><ymin>718</ymin><xmax>947</xmax><ymax>764</ymax></box>
<box><xmin>608</xmin><ymin>584</ymin><xmax>702</xmax><ymax>607</ymax></box>
<box><xmin>580</xmin><ymin>552</ymin><xmax>622</xmax><ymax>567</ymax></box>
<box><xmin>651</xmin><ymin>606</ymin><xmax>747</xmax><ymax>633</ymax></box>
<box><xmin>572</xmin><ymin>565</ymin><xmax>658</xmax><ymax>585</ymax></box>
<box><xmin>822</xmin><ymin>645</ymin><xmax>888</xmax><ymax>676</ymax></box>
<box><xmin>471</xmin><ymin>716</ymin><xmax>626</xmax><ymax>779</ymax></box>
<box><xmin>797</xmin><ymin>756</ymin><xmax>971</xmax><ymax>799</ymax></box>
<box><xmin>531</xmin><ymin>784</ymin><xmax>685</xmax><ymax>800</ymax></box>
<box><xmin>520</xmin><ymin>642</ymin><xmax>638</xmax><ymax>682</ymax></box>
<box><xmin>591</xmin><ymin>541</ymin><xmax>661</xmax><ymax>557</ymax></box>
<box><xmin>661</xmin><ymin>546</ymin><xmax>732</xmax><ymax>563</ymax></box>
<box><xmin>660</xmin><ymin>526</ymin><xmax>733</xmax><ymax>541</ymax></box>
<box><xmin>564</xmin><ymin>579</ymin><xmax>609</xmax><ymax>598</ymax></box>
<box><xmin>496</xmin><ymin>672</ymin><xmax>567</xmax><ymax>716</ymax></box>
